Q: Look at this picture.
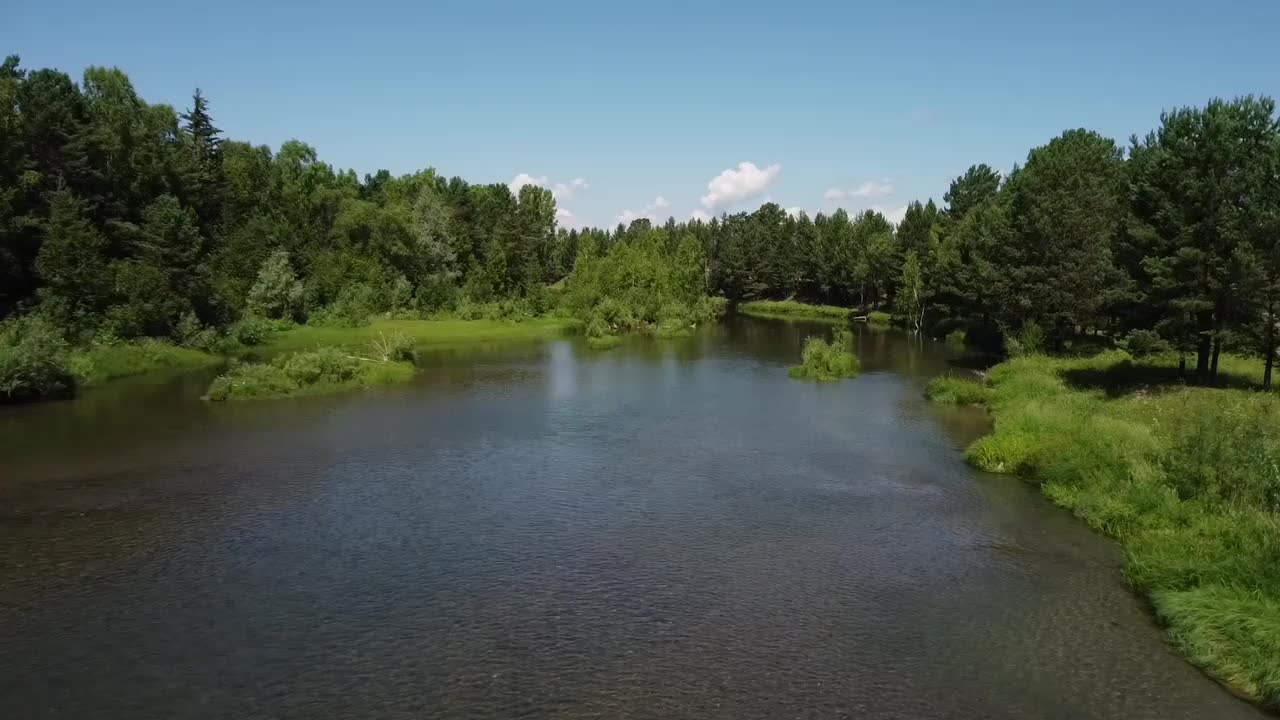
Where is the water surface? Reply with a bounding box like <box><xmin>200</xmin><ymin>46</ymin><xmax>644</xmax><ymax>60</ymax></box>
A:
<box><xmin>0</xmin><ymin>318</ymin><xmax>1267</xmax><ymax>719</ymax></box>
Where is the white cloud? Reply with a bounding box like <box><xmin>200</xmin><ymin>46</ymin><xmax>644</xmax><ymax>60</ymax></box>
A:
<box><xmin>825</xmin><ymin>179</ymin><xmax>894</xmax><ymax>201</ymax></box>
<box><xmin>554</xmin><ymin>207</ymin><xmax>583</xmax><ymax>229</ymax></box>
<box><xmin>785</xmin><ymin>207</ymin><xmax>804</xmax><ymax>218</ymax></box>
<box><xmin>690</xmin><ymin>209</ymin><xmax>713</xmax><ymax>222</ymax></box>
<box><xmin>508</xmin><ymin>173</ymin><xmax>549</xmax><ymax>194</ymax></box>
<box><xmin>872</xmin><ymin>204</ymin><xmax>909</xmax><ymax>225</ymax></box>
<box><xmin>552</xmin><ymin>177</ymin><xmax>589</xmax><ymax>200</ymax></box>
<box><xmin>615</xmin><ymin>196</ymin><xmax>672</xmax><ymax>225</ymax></box>
<box><xmin>701</xmin><ymin>161</ymin><xmax>781</xmax><ymax>209</ymax></box>
<box><xmin>509</xmin><ymin>173</ymin><xmax>590</xmax><ymax>200</ymax></box>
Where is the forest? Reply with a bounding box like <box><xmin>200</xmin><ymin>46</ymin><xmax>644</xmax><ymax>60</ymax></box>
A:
<box><xmin>1</xmin><ymin>54</ymin><xmax>1279</xmax><ymax>401</ymax></box>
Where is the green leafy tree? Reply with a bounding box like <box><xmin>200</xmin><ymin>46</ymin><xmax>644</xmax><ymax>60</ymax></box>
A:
<box><xmin>997</xmin><ymin>129</ymin><xmax>1125</xmax><ymax>345</ymax></box>
<box><xmin>246</xmin><ymin>249</ymin><xmax>304</xmax><ymax>320</ymax></box>
<box><xmin>35</xmin><ymin>190</ymin><xmax>110</xmax><ymax>329</ymax></box>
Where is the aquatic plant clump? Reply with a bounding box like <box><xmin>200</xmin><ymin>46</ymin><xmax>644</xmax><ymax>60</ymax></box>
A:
<box><xmin>205</xmin><ymin>346</ymin><xmax>414</xmax><ymax>401</ymax></box>
<box><xmin>788</xmin><ymin>328</ymin><xmax>859</xmax><ymax>382</ymax></box>
<box><xmin>739</xmin><ymin>300</ymin><xmax>852</xmax><ymax>321</ymax></box>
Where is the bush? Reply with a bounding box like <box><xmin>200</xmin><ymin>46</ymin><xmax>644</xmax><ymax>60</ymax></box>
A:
<box><xmin>788</xmin><ymin>327</ymin><xmax>859</xmax><ymax>382</ymax></box>
<box><xmin>1004</xmin><ymin>320</ymin><xmax>1046</xmax><ymax>357</ymax></box>
<box><xmin>205</xmin><ymin>347</ymin><xmax>414</xmax><ymax>401</ymax></box>
<box><xmin>246</xmin><ymin>249</ymin><xmax>305</xmax><ymax>321</ymax></box>
<box><xmin>0</xmin><ymin>315</ymin><xmax>74</xmax><ymax>403</ymax></box>
<box><xmin>866</xmin><ymin>311</ymin><xmax>892</xmax><ymax>327</ymax></box>
<box><xmin>945</xmin><ymin>329</ymin><xmax>967</xmax><ymax>349</ymax></box>
<box><xmin>1120</xmin><ymin>329</ymin><xmax>1171</xmax><ymax>358</ymax></box>
<box><xmin>655</xmin><ymin>302</ymin><xmax>695</xmax><ymax>338</ymax></box>
<box><xmin>311</xmin><ymin>283</ymin><xmax>379</xmax><ymax>327</ymax></box>
<box><xmin>229</xmin><ymin>315</ymin><xmax>277</xmax><ymax>346</ymax></box>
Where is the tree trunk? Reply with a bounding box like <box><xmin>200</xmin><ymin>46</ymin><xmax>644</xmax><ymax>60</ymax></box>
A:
<box><xmin>1211</xmin><ymin>335</ymin><xmax>1221</xmax><ymax>381</ymax></box>
<box><xmin>1195</xmin><ymin>312</ymin><xmax>1212</xmax><ymax>382</ymax></box>
<box><xmin>1179</xmin><ymin>355</ymin><xmax>1187</xmax><ymax>379</ymax></box>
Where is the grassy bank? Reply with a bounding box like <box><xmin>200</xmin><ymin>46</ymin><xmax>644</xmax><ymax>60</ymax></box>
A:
<box><xmin>206</xmin><ymin>347</ymin><xmax>414</xmax><ymax>401</ymax></box>
<box><xmin>927</xmin><ymin>352</ymin><xmax>1280</xmax><ymax>707</ymax></box>
<box><xmin>260</xmin><ymin>317</ymin><xmax>579</xmax><ymax>354</ymax></box>
<box><xmin>739</xmin><ymin>300</ymin><xmax>853</xmax><ymax>321</ymax></box>
<box><xmin>68</xmin><ymin>340</ymin><xmax>219</xmax><ymax>385</ymax></box>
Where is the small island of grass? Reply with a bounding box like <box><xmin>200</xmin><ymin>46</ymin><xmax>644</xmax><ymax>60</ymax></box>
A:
<box><xmin>788</xmin><ymin>327</ymin><xmax>860</xmax><ymax>381</ymax></box>
<box><xmin>206</xmin><ymin>338</ymin><xmax>415</xmax><ymax>401</ymax></box>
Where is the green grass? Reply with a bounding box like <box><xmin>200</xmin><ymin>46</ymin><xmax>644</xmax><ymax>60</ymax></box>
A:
<box><xmin>931</xmin><ymin>350</ymin><xmax>1280</xmax><ymax>707</ymax></box>
<box><xmin>586</xmin><ymin>334</ymin><xmax>623</xmax><ymax>350</ymax></box>
<box><xmin>260</xmin><ymin>317</ymin><xmax>579</xmax><ymax>354</ymax></box>
<box><xmin>68</xmin><ymin>339</ymin><xmax>219</xmax><ymax>386</ymax></box>
<box><xmin>788</xmin><ymin>328</ymin><xmax>860</xmax><ymax>382</ymax></box>
<box><xmin>739</xmin><ymin>300</ymin><xmax>852</xmax><ymax>321</ymax></box>
<box><xmin>924</xmin><ymin>375</ymin><xmax>994</xmax><ymax>405</ymax></box>
<box><xmin>865</xmin><ymin>310</ymin><xmax>892</xmax><ymax>326</ymax></box>
<box><xmin>205</xmin><ymin>347</ymin><xmax>415</xmax><ymax>401</ymax></box>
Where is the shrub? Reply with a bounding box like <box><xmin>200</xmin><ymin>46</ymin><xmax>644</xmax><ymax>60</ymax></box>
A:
<box><xmin>945</xmin><ymin>329</ymin><xmax>967</xmax><ymax>349</ymax></box>
<box><xmin>788</xmin><ymin>327</ymin><xmax>859</xmax><ymax>382</ymax></box>
<box><xmin>0</xmin><ymin>315</ymin><xmax>74</xmax><ymax>403</ymax></box>
<box><xmin>229</xmin><ymin>315</ymin><xmax>276</xmax><ymax>346</ymax></box>
<box><xmin>1004</xmin><ymin>320</ymin><xmax>1046</xmax><ymax>357</ymax></box>
<box><xmin>1120</xmin><ymin>328</ymin><xmax>1172</xmax><ymax>358</ymax></box>
<box><xmin>655</xmin><ymin>302</ymin><xmax>695</xmax><ymax>338</ymax></box>
<box><xmin>866</xmin><ymin>311</ymin><xmax>892</xmax><ymax>327</ymax></box>
<box><xmin>205</xmin><ymin>347</ymin><xmax>414</xmax><ymax>401</ymax></box>
<box><xmin>246</xmin><ymin>249</ymin><xmax>305</xmax><ymax>321</ymax></box>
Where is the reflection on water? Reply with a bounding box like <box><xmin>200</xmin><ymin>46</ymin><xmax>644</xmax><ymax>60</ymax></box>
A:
<box><xmin>0</xmin><ymin>317</ymin><xmax>1265</xmax><ymax>719</ymax></box>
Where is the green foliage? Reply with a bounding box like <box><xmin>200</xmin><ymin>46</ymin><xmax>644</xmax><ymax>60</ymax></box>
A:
<box><xmin>1003</xmin><ymin>320</ymin><xmax>1046</xmax><ymax>357</ymax></box>
<box><xmin>246</xmin><ymin>249</ymin><xmax>304</xmax><ymax>321</ymax></box>
<box><xmin>259</xmin><ymin>318</ymin><xmax>578</xmax><ymax>355</ymax></box>
<box><xmin>67</xmin><ymin>338</ymin><xmax>216</xmax><ymax>385</ymax></box>
<box><xmin>924</xmin><ymin>375</ymin><xmax>993</xmax><ymax>405</ymax></box>
<box><xmin>0</xmin><ymin>314</ymin><xmax>74</xmax><ymax>403</ymax></box>
<box><xmin>945</xmin><ymin>329</ymin><xmax>967</xmax><ymax>349</ymax></box>
<box><xmin>738</xmin><ymin>300</ymin><xmax>850</xmax><ymax>320</ymax></box>
<box><xmin>1120</xmin><ymin>329</ymin><xmax>1172</xmax><ymax>358</ymax></box>
<box><xmin>932</xmin><ymin>351</ymin><xmax>1280</xmax><ymax>705</ymax></box>
<box><xmin>205</xmin><ymin>346</ymin><xmax>414</xmax><ymax>401</ymax></box>
<box><xmin>788</xmin><ymin>328</ymin><xmax>859</xmax><ymax>382</ymax></box>
<box><xmin>865</xmin><ymin>311</ymin><xmax>892</xmax><ymax>326</ymax></box>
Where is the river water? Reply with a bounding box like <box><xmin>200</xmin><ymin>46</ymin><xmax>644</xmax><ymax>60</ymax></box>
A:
<box><xmin>0</xmin><ymin>317</ymin><xmax>1267</xmax><ymax>719</ymax></box>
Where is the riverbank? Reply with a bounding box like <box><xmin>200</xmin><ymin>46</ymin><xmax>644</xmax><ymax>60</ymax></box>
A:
<box><xmin>927</xmin><ymin>351</ymin><xmax>1280</xmax><ymax>708</ymax></box>
<box><xmin>738</xmin><ymin>300</ymin><xmax>853</xmax><ymax>321</ymax></box>
<box><xmin>258</xmin><ymin>317</ymin><xmax>580</xmax><ymax>354</ymax></box>
<box><xmin>68</xmin><ymin>340</ymin><xmax>220</xmax><ymax>385</ymax></box>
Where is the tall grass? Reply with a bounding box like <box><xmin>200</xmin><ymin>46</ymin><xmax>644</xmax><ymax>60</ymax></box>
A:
<box><xmin>205</xmin><ymin>346</ymin><xmax>414</xmax><ymax>401</ymax></box>
<box><xmin>739</xmin><ymin>300</ymin><xmax>852</xmax><ymax>321</ymax></box>
<box><xmin>68</xmin><ymin>339</ymin><xmax>217</xmax><ymax>385</ymax></box>
<box><xmin>931</xmin><ymin>350</ymin><xmax>1280</xmax><ymax>707</ymax></box>
<box><xmin>788</xmin><ymin>328</ymin><xmax>859</xmax><ymax>381</ymax></box>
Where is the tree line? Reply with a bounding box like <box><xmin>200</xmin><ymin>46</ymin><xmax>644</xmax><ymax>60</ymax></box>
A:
<box><xmin>2</xmin><ymin>55</ymin><xmax>1278</xmax><ymax>387</ymax></box>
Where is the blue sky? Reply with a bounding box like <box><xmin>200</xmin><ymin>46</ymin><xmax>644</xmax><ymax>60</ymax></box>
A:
<box><xmin>7</xmin><ymin>0</ymin><xmax>1279</xmax><ymax>228</ymax></box>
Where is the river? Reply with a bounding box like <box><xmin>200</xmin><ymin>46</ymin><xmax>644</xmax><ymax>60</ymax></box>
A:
<box><xmin>0</xmin><ymin>317</ymin><xmax>1267</xmax><ymax>719</ymax></box>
